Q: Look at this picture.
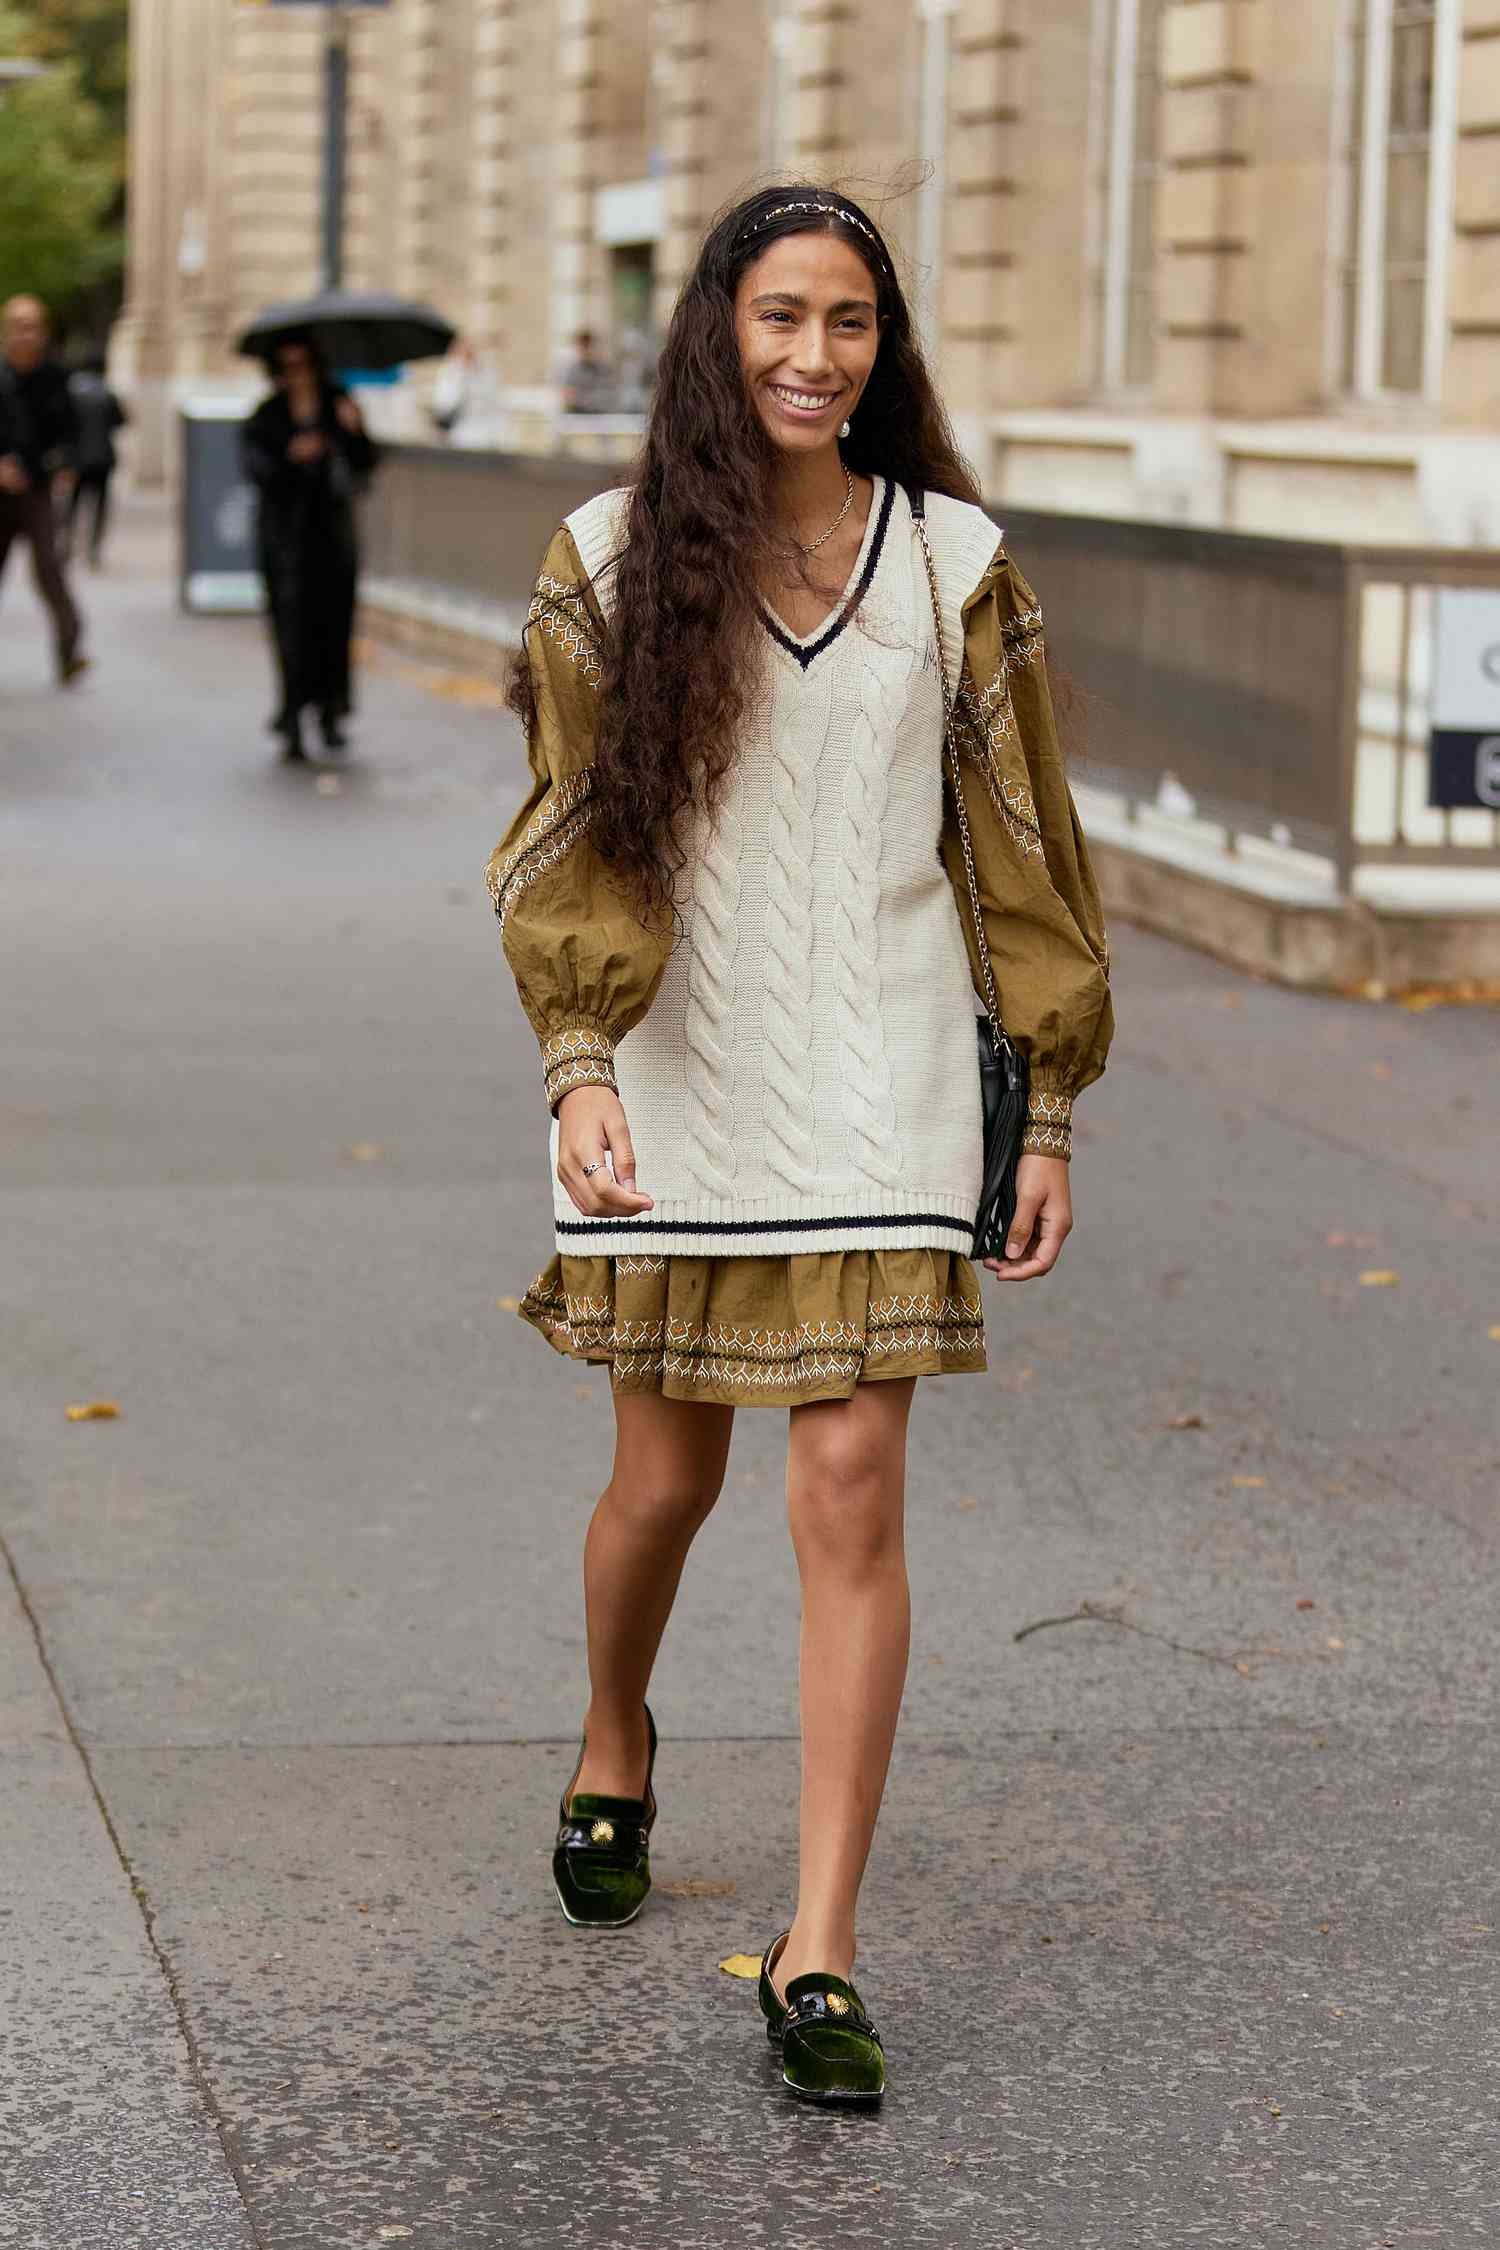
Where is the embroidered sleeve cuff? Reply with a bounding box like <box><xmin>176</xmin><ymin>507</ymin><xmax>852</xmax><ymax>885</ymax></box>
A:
<box><xmin>1022</xmin><ymin>1086</ymin><xmax>1074</xmax><ymax>1160</ymax></box>
<box><xmin>543</xmin><ymin>1024</ymin><xmax>618</xmax><ymax>1110</ymax></box>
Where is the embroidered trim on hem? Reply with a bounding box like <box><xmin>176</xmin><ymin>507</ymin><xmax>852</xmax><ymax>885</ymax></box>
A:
<box><xmin>1000</xmin><ymin>603</ymin><xmax>1045</xmax><ymax>671</ymax></box>
<box><xmin>490</xmin><ymin>768</ymin><xmax>596</xmax><ymax>930</ymax></box>
<box><xmin>954</xmin><ymin>668</ymin><xmax>1044</xmax><ymax>860</ymax></box>
<box><xmin>518</xmin><ymin>1279</ymin><xmax>986</xmax><ymax>1392</ymax></box>
<box><xmin>543</xmin><ymin>1024</ymin><xmax>618</xmax><ymax>1104</ymax></box>
<box><xmin>528</xmin><ymin>574</ymin><xmax>603</xmax><ymax>685</ymax></box>
<box><xmin>1022</xmin><ymin>1086</ymin><xmax>1073</xmax><ymax>1159</ymax></box>
<box><xmin>1021</xmin><ymin>1122</ymin><xmax>1072</xmax><ymax>1159</ymax></box>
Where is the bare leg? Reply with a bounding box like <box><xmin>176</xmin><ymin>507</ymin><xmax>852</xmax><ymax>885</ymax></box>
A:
<box><xmin>774</xmin><ymin>1377</ymin><xmax>917</xmax><ymax>1994</ymax></box>
<box><xmin>570</xmin><ymin>1389</ymin><xmax>735</xmax><ymax>1801</ymax></box>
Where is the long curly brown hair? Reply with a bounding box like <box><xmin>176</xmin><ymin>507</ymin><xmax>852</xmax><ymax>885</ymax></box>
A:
<box><xmin>512</xmin><ymin>183</ymin><xmax>981</xmax><ymax>913</ymax></box>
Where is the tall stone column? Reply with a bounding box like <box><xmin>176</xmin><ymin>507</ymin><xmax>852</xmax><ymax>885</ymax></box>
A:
<box><xmin>342</xmin><ymin>7</ymin><xmax>392</xmax><ymax>297</ymax></box>
<box><xmin>552</xmin><ymin>0</ymin><xmax>603</xmax><ymax>373</ymax></box>
<box><xmin>111</xmin><ymin>0</ymin><xmax>175</xmax><ymax>473</ymax></box>
<box><xmin>1441</xmin><ymin>0</ymin><xmax>1495</xmax><ymax>421</ymax></box>
<box><xmin>395</xmin><ymin>0</ymin><xmax>443</xmax><ymax>301</ymax></box>
<box><xmin>1155</xmin><ymin>0</ymin><xmax>1257</xmax><ymax>414</ymax></box>
<box><xmin>790</xmin><ymin>0</ymin><xmax>847</xmax><ymax>169</ymax></box>
<box><xmin>226</xmin><ymin>2</ymin><xmax>323</xmax><ymax>317</ymax></box>
<box><xmin>943</xmin><ymin>0</ymin><xmax>1021</xmax><ymax>415</ymax></box>
<box><xmin>469</xmin><ymin>0</ymin><xmax>517</xmax><ymax>356</ymax></box>
<box><xmin>652</xmin><ymin>0</ymin><xmax>709</xmax><ymax>325</ymax></box>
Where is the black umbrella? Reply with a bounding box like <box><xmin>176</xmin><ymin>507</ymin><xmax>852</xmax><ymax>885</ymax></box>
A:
<box><xmin>236</xmin><ymin>289</ymin><xmax>456</xmax><ymax>373</ymax></box>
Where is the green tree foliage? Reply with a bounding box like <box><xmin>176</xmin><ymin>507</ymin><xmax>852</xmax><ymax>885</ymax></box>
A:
<box><xmin>13</xmin><ymin>0</ymin><xmax>128</xmax><ymax>163</ymax></box>
<box><xmin>0</xmin><ymin>0</ymin><xmax>126</xmax><ymax>334</ymax></box>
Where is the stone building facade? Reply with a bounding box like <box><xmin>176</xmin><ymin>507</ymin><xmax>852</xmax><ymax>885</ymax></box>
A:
<box><xmin>115</xmin><ymin>0</ymin><xmax>1500</xmax><ymax>537</ymax></box>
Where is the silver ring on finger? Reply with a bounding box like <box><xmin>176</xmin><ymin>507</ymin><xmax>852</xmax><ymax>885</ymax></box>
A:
<box><xmin>581</xmin><ymin>1159</ymin><xmax>604</xmax><ymax>1178</ymax></box>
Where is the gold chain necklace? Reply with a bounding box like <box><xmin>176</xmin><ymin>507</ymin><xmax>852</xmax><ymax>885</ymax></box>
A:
<box><xmin>794</xmin><ymin>466</ymin><xmax>855</xmax><ymax>556</ymax></box>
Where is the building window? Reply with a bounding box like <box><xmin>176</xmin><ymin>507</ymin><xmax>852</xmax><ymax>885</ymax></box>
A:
<box><xmin>1092</xmin><ymin>0</ymin><xmax>1163</xmax><ymax>394</ymax></box>
<box><xmin>1340</xmin><ymin>0</ymin><xmax>1461</xmax><ymax>401</ymax></box>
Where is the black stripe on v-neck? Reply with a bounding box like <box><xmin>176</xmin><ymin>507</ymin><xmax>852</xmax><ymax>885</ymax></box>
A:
<box><xmin>760</xmin><ymin>474</ymin><xmax>896</xmax><ymax>671</ymax></box>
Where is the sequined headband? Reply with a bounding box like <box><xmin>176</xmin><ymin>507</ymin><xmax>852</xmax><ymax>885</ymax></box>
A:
<box><xmin>738</xmin><ymin>199</ymin><xmax>890</xmax><ymax>268</ymax></box>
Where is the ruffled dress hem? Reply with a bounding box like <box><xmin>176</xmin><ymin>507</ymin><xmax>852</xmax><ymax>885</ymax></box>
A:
<box><xmin>518</xmin><ymin>1248</ymin><xmax>987</xmax><ymax>1406</ymax></box>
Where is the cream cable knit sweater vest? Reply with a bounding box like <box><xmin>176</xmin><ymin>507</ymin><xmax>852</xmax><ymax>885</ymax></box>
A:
<box><xmin>550</xmin><ymin>478</ymin><xmax>1001</xmax><ymax>1258</ymax></box>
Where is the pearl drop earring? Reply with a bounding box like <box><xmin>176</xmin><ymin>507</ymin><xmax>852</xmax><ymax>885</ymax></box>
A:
<box><xmin>840</xmin><ymin>419</ymin><xmax>851</xmax><ymax>440</ymax></box>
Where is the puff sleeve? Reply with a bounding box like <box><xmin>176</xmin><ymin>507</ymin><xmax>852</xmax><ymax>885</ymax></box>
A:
<box><xmin>486</xmin><ymin>527</ymin><xmax>671</xmax><ymax>1110</ymax></box>
<box><xmin>939</xmin><ymin>550</ymin><xmax>1114</xmax><ymax>1159</ymax></box>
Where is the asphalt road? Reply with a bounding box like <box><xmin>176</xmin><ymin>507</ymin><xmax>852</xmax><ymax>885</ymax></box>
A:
<box><xmin>3</xmin><ymin>499</ymin><xmax>1498</xmax><ymax>2250</ymax></box>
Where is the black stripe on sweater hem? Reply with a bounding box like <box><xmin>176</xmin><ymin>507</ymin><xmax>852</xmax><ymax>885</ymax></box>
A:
<box><xmin>555</xmin><ymin>1208</ymin><xmax>974</xmax><ymax>1240</ymax></box>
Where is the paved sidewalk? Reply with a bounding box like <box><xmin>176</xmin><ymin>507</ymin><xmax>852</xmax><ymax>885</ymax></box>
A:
<box><xmin>3</xmin><ymin>500</ymin><xmax>1498</xmax><ymax>2248</ymax></box>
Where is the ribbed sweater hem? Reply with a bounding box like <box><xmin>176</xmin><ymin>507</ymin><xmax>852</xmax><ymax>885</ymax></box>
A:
<box><xmin>551</xmin><ymin>1188</ymin><xmax>978</xmax><ymax>1259</ymax></box>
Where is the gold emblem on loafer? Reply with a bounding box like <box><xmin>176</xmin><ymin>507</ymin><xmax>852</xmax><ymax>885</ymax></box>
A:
<box><xmin>590</xmin><ymin>1817</ymin><xmax>616</xmax><ymax>1844</ymax></box>
<box><xmin>825</xmin><ymin>1991</ymin><xmax>850</xmax><ymax>2016</ymax></box>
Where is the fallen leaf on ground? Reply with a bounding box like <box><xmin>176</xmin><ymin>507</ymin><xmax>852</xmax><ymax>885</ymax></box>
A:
<box><xmin>1231</xmin><ymin>1474</ymin><xmax>1266</xmax><ymax>1488</ymax></box>
<box><xmin>1358</xmin><ymin>1270</ymin><xmax>1400</xmax><ymax>1287</ymax></box>
<box><xmin>496</xmin><ymin>1295</ymin><xmax>520</xmax><ymax>1311</ymax></box>
<box><xmin>1366</xmin><ymin>1061</ymin><xmax>1392</xmax><ymax>1080</ymax></box>
<box><xmin>1164</xmin><ymin>1412</ymin><xmax>1204</xmax><ymax>1430</ymax></box>
<box><xmin>1396</xmin><ymin>979</ymin><xmax>1500</xmax><ymax>1009</ymax></box>
<box><xmin>956</xmin><ymin>1494</ymin><xmax>978</xmax><ymax>1511</ymax></box>
<box><xmin>1326</xmin><ymin>1636</ymin><xmax>1345</xmax><ymax>1650</ymax></box>
<box><xmin>1488</xmin><ymin>1325</ymin><xmax>1500</xmax><ymax>1342</ymax></box>
<box><xmin>659</xmin><ymin>1877</ymin><xmax>736</xmax><ymax>1899</ymax></box>
<box><xmin>1296</xmin><ymin>1598</ymin><xmax>1317</xmax><ymax>1610</ymax></box>
<box><xmin>343</xmin><ymin>1141</ymin><xmax>383</xmax><ymax>1163</ymax></box>
<box><xmin>718</xmin><ymin>1953</ymin><xmax>761</xmax><ymax>1981</ymax></box>
<box><xmin>65</xmin><ymin>1400</ymin><xmax>120</xmax><ymax>1421</ymax></box>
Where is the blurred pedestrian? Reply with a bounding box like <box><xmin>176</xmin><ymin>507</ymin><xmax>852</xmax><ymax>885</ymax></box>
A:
<box><xmin>62</xmin><ymin>358</ymin><xmax>128</xmax><ymax>570</ymax></box>
<box><xmin>427</xmin><ymin>336</ymin><xmax>504</xmax><ymax>447</ymax></box>
<box><xmin>240</xmin><ymin>332</ymin><xmax>378</xmax><ymax>763</ymax></box>
<box><xmin>488</xmin><ymin>187</ymin><xmax>1113</xmax><ymax>2107</ymax></box>
<box><xmin>0</xmin><ymin>295</ymin><xmax>87</xmax><ymax>686</ymax></box>
<box><xmin>559</xmin><ymin>329</ymin><xmax>615</xmax><ymax>415</ymax></box>
<box><xmin>428</xmin><ymin>337</ymin><xmax>474</xmax><ymax>435</ymax></box>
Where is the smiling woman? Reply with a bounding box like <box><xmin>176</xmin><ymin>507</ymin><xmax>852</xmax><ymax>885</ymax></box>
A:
<box><xmin>487</xmin><ymin>182</ymin><xmax>1113</xmax><ymax>2110</ymax></box>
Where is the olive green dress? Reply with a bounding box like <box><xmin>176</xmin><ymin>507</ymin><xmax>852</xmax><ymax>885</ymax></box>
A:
<box><xmin>489</xmin><ymin>498</ymin><xmax>1112</xmax><ymax>1408</ymax></box>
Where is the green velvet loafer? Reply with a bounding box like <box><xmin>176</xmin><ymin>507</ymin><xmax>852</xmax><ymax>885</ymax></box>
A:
<box><xmin>758</xmin><ymin>1930</ymin><xmax>886</xmax><ymax>2107</ymax></box>
<box><xmin>552</xmin><ymin>1704</ymin><xmax>658</xmax><ymax>1929</ymax></box>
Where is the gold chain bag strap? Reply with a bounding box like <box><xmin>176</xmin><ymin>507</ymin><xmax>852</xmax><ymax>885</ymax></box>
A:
<box><xmin>907</xmin><ymin>487</ymin><xmax>1030</xmax><ymax>1259</ymax></box>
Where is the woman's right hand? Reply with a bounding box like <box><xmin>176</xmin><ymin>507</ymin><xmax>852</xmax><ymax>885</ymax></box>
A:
<box><xmin>556</xmin><ymin>1086</ymin><xmax>654</xmax><ymax>1217</ymax></box>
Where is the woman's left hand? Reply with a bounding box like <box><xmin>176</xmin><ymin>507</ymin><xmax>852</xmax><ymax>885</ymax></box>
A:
<box><xmin>983</xmin><ymin>1154</ymin><xmax>1072</xmax><ymax>1281</ymax></box>
<box><xmin>334</xmin><ymin>397</ymin><xmax>364</xmax><ymax>433</ymax></box>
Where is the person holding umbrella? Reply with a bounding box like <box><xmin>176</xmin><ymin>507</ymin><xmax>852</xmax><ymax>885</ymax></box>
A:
<box><xmin>240</xmin><ymin>330</ymin><xmax>378</xmax><ymax>762</ymax></box>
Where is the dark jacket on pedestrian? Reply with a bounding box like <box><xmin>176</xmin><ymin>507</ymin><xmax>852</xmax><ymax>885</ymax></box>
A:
<box><xmin>0</xmin><ymin>355</ymin><xmax>79</xmax><ymax>485</ymax></box>
<box><xmin>241</xmin><ymin>383</ymin><xmax>379</xmax><ymax>723</ymax></box>
<box><xmin>67</xmin><ymin>370</ymin><xmax>128</xmax><ymax>477</ymax></box>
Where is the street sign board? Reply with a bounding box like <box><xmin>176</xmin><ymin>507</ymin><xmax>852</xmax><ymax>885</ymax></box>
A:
<box><xmin>1427</xmin><ymin>589</ymin><xmax>1500</xmax><ymax>811</ymax></box>
<box><xmin>179</xmin><ymin>401</ymin><xmax>264</xmax><ymax>616</ymax></box>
